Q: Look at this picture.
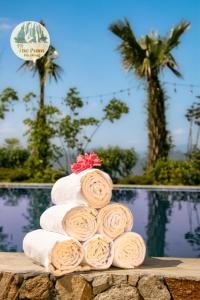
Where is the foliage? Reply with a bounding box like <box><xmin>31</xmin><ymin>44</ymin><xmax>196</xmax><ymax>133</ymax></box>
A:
<box><xmin>150</xmin><ymin>159</ymin><xmax>200</xmax><ymax>185</ymax></box>
<box><xmin>103</xmin><ymin>98</ymin><xmax>129</xmax><ymax>122</ymax></box>
<box><xmin>94</xmin><ymin>146</ymin><xmax>137</xmax><ymax>182</ymax></box>
<box><xmin>0</xmin><ymin>167</ymin><xmax>65</xmax><ymax>183</ymax></box>
<box><xmin>59</xmin><ymin>87</ymin><xmax>99</xmax><ymax>154</ymax></box>
<box><xmin>58</xmin><ymin>88</ymin><xmax>129</xmax><ymax>172</ymax></box>
<box><xmin>109</xmin><ymin>19</ymin><xmax>190</xmax><ymax>168</ymax></box>
<box><xmin>119</xmin><ymin>174</ymin><xmax>154</xmax><ymax>185</ymax></box>
<box><xmin>19</xmin><ymin>25</ymin><xmax>62</xmax><ymax>172</ymax></box>
<box><xmin>0</xmin><ymin>168</ymin><xmax>30</xmax><ymax>182</ymax></box>
<box><xmin>0</xmin><ymin>88</ymin><xmax>18</xmax><ymax>119</ymax></box>
<box><xmin>4</xmin><ymin>138</ymin><xmax>21</xmax><ymax>149</ymax></box>
<box><xmin>0</xmin><ymin>139</ymin><xmax>29</xmax><ymax>168</ymax></box>
<box><xmin>24</xmin><ymin>103</ymin><xmax>60</xmax><ymax>172</ymax></box>
<box><xmin>28</xmin><ymin>168</ymin><xmax>65</xmax><ymax>183</ymax></box>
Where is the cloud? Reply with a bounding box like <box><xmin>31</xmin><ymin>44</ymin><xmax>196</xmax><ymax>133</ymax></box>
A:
<box><xmin>0</xmin><ymin>18</ymin><xmax>13</xmax><ymax>32</ymax></box>
<box><xmin>173</xmin><ymin>128</ymin><xmax>185</xmax><ymax>136</ymax></box>
<box><xmin>0</xmin><ymin>123</ymin><xmax>15</xmax><ymax>134</ymax></box>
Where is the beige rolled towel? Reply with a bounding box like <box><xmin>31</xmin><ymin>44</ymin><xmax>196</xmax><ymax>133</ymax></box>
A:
<box><xmin>23</xmin><ymin>229</ymin><xmax>85</xmax><ymax>275</ymax></box>
<box><xmin>113</xmin><ymin>232</ymin><xmax>146</xmax><ymax>269</ymax></box>
<box><xmin>51</xmin><ymin>168</ymin><xmax>113</xmax><ymax>208</ymax></box>
<box><xmin>82</xmin><ymin>234</ymin><xmax>114</xmax><ymax>270</ymax></box>
<box><xmin>40</xmin><ymin>204</ymin><xmax>98</xmax><ymax>241</ymax></box>
<box><xmin>97</xmin><ymin>203</ymin><xmax>133</xmax><ymax>240</ymax></box>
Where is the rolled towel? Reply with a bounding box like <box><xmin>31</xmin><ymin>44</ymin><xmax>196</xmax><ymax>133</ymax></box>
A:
<box><xmin>82</xmin><ymin>234</ymin><xmax>114</xmax><ymax>270</ymax></box>
<box><xmin>51</xmin><ymin>168</ymin><xmax>113</xmax><ymax>208</ymax></box>
<box><xmin>40</xmin><ymin>204</ymin><xmax>98</xmax><ymax>241</ymax></box>
<box><xmin>112</xmin><ymin>232</ymin><xmax>146</xmax><ymax>269</ymax></box>
<box><xmin>23</xmin><ymin>229</ymin><xmax>84</xmax><ymax>275</ymax></box>
<box><xmin>97</xmin><ymin>203</ymin><xmax>133</xmax><ymax>240</ymax></box>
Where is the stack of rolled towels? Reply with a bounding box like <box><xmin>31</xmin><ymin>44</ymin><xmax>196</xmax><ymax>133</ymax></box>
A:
<box><xmin>23</xmin><ymin>167</ymin><xmax>146</xmax><ymax>276</ymax></box>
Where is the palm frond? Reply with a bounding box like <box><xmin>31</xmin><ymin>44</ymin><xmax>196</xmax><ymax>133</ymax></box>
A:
<box><xmin>164</xmin><ymin>53</ymin><xmax>182</xmax><ymax>77</ymax></box>
<box><xmin>109</xmin><ymin>19</ymin><xmax>141</xmax><ymax>52</ymax></box>
<box><xmin>18</xmin><ymin>45</ymin><xmax>62</xmax><ymax>81</ymax></box>
<box><xmin>47</xmin><ymin>62</ymin><xmax>63</xmax><ymax>82</ymax></box>
<box><xmin>166</xmin><ymin>63</ymin><xmax>182</xmax><ymax>77</ymax></box>
<box><xmin>165</xmin><ymin>21</ymin><xmax>190</xmax><ymax>52</ymax></box>
<box><xmin>109</xmin><ymin>19</ymin><xmax>144</xmax><ymax>73</ymax></box>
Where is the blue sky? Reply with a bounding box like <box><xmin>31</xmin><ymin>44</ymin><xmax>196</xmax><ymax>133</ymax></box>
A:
<box><xmin>0</xmin><ymin>0</ymin><xmax>200</xmax><ymax>152</ymax></box>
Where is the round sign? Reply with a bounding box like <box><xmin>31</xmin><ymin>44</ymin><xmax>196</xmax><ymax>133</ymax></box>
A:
<box><xmin>10</xmin><ymin>21</ymin><xmax>50</xmax><ymax>61</ymax></box>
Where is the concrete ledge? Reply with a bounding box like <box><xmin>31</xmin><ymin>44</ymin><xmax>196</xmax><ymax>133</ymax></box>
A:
<box><xmin>0</xmin><ymin>253</ymin><xmax>200</xmax><ymax>299</ymax></box>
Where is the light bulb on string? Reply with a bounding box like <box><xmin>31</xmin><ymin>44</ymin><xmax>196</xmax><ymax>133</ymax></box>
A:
<box><xmin>174</xmin><ymin>84</ymin><xmax>177</xmax><ymax>93</ymax></box>
<box><xmin>61</xmin><ymin>96</ymin><xmax>65</xmax><ymax>106</ymax></box>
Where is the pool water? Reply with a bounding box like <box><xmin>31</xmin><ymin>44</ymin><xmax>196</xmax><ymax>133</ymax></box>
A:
<box><xmin>0</xmin><ymin>187</ymin><xmax>200</xmax><ymax>257</ymax></box>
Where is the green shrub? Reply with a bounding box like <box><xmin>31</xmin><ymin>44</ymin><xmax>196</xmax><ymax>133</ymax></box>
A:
<box><xmin>118</xmin><ymin>174</ymin><xmax>154</xmax><ymax>185</ymax></box>
<box><xmin>0</xmin><ymin>147</ymin><xmax>29</xmax><ymax>168</ymax></box>
<box><xmin>0</xmin><ymin>167</ymin><xmax>65</xmax><ymax>183</ymax></box>
<box><xmin>95</xmin><ymin>146</ymin><xmax>137</xmax><ymax>183</ymax></box>
<box><xmin>10</xmin><ymin>169</ymin><xmax>30</xmax><ymax>182</ymax></box>
<box><xmin>31</xmin><ymin>168</ymin><xmax>66</xmax><ymax>183</ymax></box>
<box><xmin>151</xmin><ymin>160</ymin><xmax>200</xmax><ymax>185</ymax></box>
<box><xmin>0</xmin><ymin>168</ymin><xmax>30</xmax><ymax>182</ymax></box>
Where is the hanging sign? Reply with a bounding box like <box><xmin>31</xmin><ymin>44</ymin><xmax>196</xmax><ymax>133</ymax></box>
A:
<box><xmin>10</xmin><ymin>21</ymin><xmax>50</xmax><ymax>61</ymax></box>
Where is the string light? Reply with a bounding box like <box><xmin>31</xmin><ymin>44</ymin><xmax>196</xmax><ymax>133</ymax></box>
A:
<box><xmin>174</xmin><ymin>83</ymin><xmax>177</xmax><ymax>93</ymax></box>
<box><xmin>37</xmin><ymin>81</ymin><xmax>200</xmax><ymax>103</ymax></box>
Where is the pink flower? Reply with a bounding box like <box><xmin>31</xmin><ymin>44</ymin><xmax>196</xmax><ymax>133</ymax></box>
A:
<box><xmin>71</xmin><ymin>152</ymin><xmax>102</xmax><ymax>174</ymax></box>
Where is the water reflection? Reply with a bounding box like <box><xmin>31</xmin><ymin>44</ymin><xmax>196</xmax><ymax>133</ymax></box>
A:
<box><xmin>185</xmin><ymin>227</ymin><xmax>200</xmax><ymax>256</ymax></box>
<box><xmin>0</xmin><ymin>188</ymin><xmax>26</xmax><ymax>206</ymax></box>
<box><xmin>0</xmin><ymin>226</ymin><xmax>17</xmax><ymax>251</ymax></box>
<box><xmin>0</xmin><ymin>187</ymin><xmax>200</xmax><ymax>256</ymax></box>
<box><xmin>23</xmin><ymin>189</ymin><xmax>51</xmax><ymax>233</ymax></box>
<box><xmin>112</xmin><ymin>189</ymin><xmax>137</xmax><ymax>203</ymax></box>
<box><xmin>146</xmin><ymin>191</ymin><xmax>171</xmax><ymax>256</ymax></box>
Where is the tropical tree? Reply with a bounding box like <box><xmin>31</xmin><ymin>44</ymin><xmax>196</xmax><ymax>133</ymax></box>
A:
<box><xmin>58</xmin><ymin>87</ymin><xmax>129</xmax><ymax>172</ymax></box>
<box><xmin>19</xmin><ymin>22</ymin><xmax>62</xmax><ymax>171</ymax></box>
<box><xmin>0</xmin><ymin>88</ymin><xmax>18</xmax><ymax>119</ymax></box>
<box><xmin>109</xmin><ymin>19</ymin><xmax>190</xmax><ymax>168</ymax></box>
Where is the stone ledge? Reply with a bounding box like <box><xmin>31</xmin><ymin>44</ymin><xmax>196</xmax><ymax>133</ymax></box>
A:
<box><xmin>0</xmin><ymin>253</ymin><xmax>200</xmax><ymax>299</ymax></box>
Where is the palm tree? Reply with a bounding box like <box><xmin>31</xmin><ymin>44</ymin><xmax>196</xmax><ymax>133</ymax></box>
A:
<box><xmin>19</xmin><ymin>22</ymin><xmax>62</xmax><ymax>170</ymax></box>
<box><xmin>109</xmin><ymin>19</ymin><xmax>190</xmax><ymax>169</ymax></box>
<box><xmin>19</xmin><ymin>31</ymin><xmax>62</xmax><ymax>110</ymax></box>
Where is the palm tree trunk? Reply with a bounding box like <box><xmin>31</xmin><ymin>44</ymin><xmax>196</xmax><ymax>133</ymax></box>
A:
<box><xmin>195</xmin><ymin>125</ymin><xmax>200</xmax><ymax>150</ymax></box>
<box><xmin>147</xmin><ymin>75</ymin><xmax>170</xmax><ymax>169</ymax></box>
<box><xmin>187</xmin><ymin>119</ymin><xmax>193</xmax><ymax>153</ymax></box>
<box><xmin>39</xmin><ymin>75</ymin><xmax>45</xmax><ymax>109</ymax></box>
<box><xmin>36</xmin><ymin>73</ymin><xmax>50</xmax><ymax>170</ymax></box>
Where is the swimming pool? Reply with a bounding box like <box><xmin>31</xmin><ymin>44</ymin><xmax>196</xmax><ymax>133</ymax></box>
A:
<box><xmin>0</xmin><ymin>186</ymin><xmax>200</xmax><ymax>257</ymax></box>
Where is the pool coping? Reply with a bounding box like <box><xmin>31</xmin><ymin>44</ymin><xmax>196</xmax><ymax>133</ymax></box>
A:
<box><xmin>0</xmin><ymin>182</ymin><xmax>200</xmax><ymax>190</ymax></box>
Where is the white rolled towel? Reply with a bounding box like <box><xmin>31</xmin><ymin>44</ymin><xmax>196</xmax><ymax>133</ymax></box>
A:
<box><xmin>97</xmin><ymin>203</ymin><xmax>133</xmax><ymax>240</ymax></box>
<box><xmin>82</xmin><ymin>234</ymin><xmax>114</xmax><ymax>270</ymax></box>
<box><xmin>23</xmin><ymin>229</ymin><xmax>85</xmax><ymax>275</ymax></box>
<box><xmin>113</xmin><ymin>232</ymin><xmax>146</xmax><ymax>269</ymax></box>
<box><xmin>40</xmin><ymin>204</ymin><xmax>98</xmax><ymax>241</ymax></box>
<box><xmin>51</xmin><ymin>168</ymin><xmax>113</xmax><ymax>208</ymax></box>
